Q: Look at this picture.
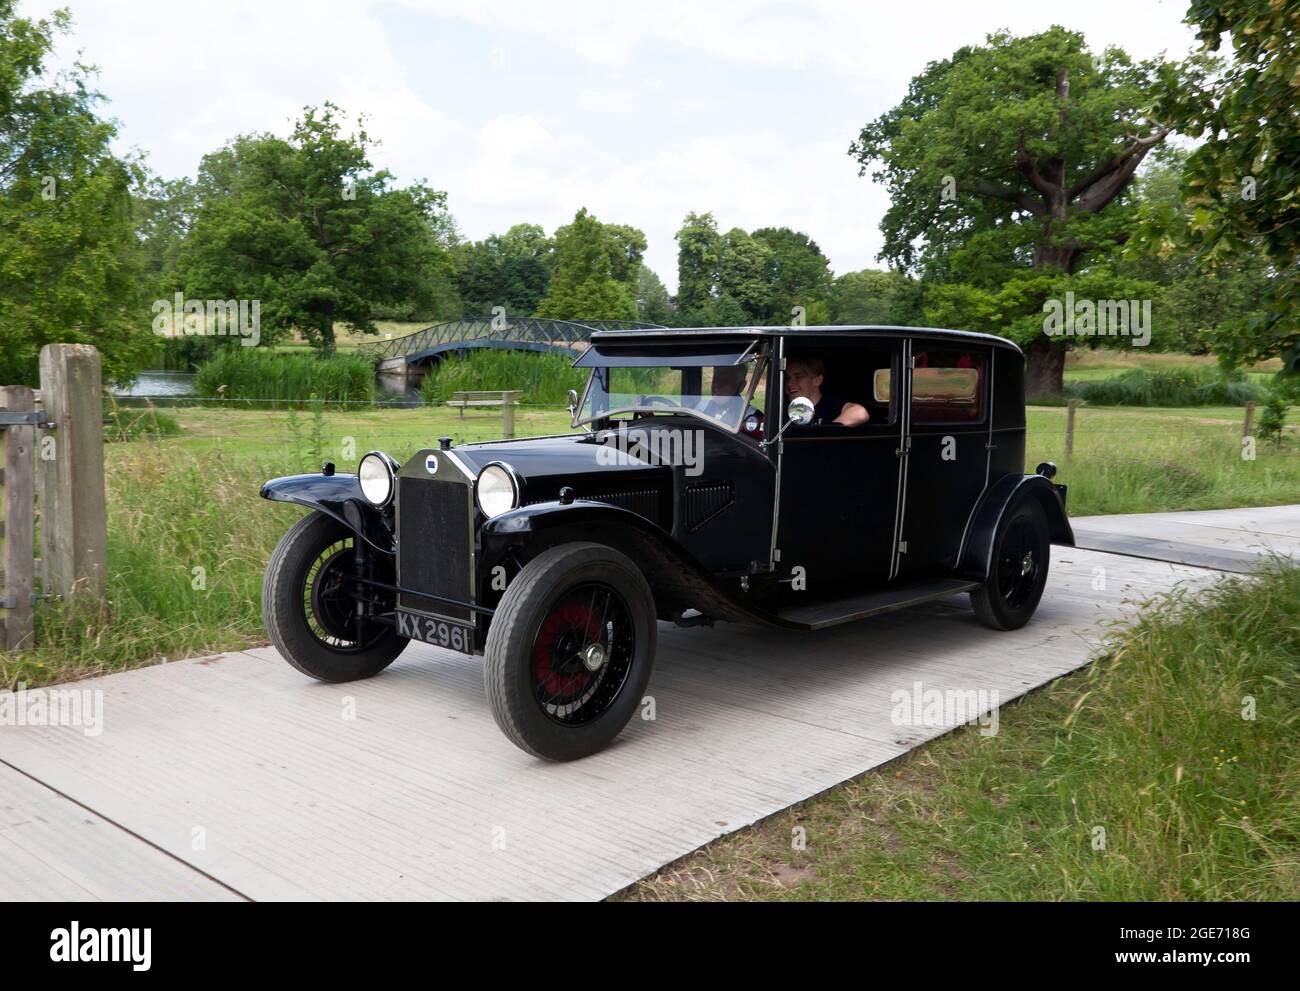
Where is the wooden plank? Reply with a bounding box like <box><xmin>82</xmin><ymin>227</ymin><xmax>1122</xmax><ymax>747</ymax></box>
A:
<box><xmin>0</xmin><ymin>764</ymin><xmax>241</xmax><ymax>901</ymax></box>
<box><xmin>37</xmin><ymin>344</ymin><xmax>107</xmax><ymax>601</ymax></box>
<box><xmin>0</xmin><ymin>385</ymin><xmax>35</xmax><ymax>650</ymax></box>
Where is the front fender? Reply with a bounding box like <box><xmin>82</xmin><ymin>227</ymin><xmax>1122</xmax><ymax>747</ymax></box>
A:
<box><xmin>958</xmin><ymin>473</ymin><xmax>1073</xmax><ymax>582</ymax></box>
<box><xmin>260</xmin><ymin>473</ymin><xmax>395</xmax><ymax>554</ymax></box>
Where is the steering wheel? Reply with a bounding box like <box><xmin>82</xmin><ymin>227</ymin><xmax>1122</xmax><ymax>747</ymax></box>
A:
<box><xmin>632</xmin><ymin>395</ymin><xmax>679</xmax><ymax>418</ymax></box>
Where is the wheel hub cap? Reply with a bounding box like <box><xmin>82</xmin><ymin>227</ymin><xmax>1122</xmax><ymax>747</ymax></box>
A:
<box><xmin>581</xmin><ymin>643</ymin><xmax>607</xmax><ymax>672</ymax></box>
<box><xmin>1021</xmin><ymin>552</ymin><xmax>1034</xmax><ymax>576</ymax></box>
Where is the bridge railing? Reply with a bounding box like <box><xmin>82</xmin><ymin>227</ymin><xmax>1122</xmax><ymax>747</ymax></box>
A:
<box><xmin>357</xmin><ymin>318</ymin><xmax>665</xmax><ymax>362</ymax></box>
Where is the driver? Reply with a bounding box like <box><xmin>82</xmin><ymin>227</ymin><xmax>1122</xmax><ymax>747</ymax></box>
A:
<box><xmin>784</xmin><ymin>356</ymin><xmax>869</xmax><ymax>426</ymax></box>
<box><xmin>703</xmin><ymin>364</ymin><xmax>764</xmax><ymax>437</ymax></box>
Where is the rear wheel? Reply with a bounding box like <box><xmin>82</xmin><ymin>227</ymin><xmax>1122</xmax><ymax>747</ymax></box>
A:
<box><xmin>484</xmin><ymin>542</ymin><xmax>656</xmax><ymax>761</ymax></box>
<box><xmin>970</xmin><ymin>500</ymin><xmax>1050</xmax><ymax>630</ymax></box>
<box><xmin>262</xmin><ymin>512</ymin><xmax>407</xmax><ymax>682</ymax></box>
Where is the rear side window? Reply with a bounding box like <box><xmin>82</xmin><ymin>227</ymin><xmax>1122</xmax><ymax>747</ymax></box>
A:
<box><xmin>911</xmin><ymin>350</ymin><xmax>985</xmax><ymax>424</ymax></box>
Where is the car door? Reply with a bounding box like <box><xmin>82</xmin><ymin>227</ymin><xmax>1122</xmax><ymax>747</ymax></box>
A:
<box><xmin>894</xmin><ymin>342</ymin><xmax>994</xmax><ymax>580</ymax></box>
<box><xmin>773</xmin><ymin>339</ymin><xmax>904</xmax><ymax>596</ymax></box>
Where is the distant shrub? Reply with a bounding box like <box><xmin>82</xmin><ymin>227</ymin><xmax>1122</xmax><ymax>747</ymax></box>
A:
<box><xmin>194</xmin><ymin>350</ymin><xmax>374</xmax><ymax>406</ymax></box>
<box><xmin>1066</xmin><ymin>367</ymin><xmax>1263</xmax><ymax>407</ymax></box>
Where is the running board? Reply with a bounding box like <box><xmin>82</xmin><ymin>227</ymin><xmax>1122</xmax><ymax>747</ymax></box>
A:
<box><xmin>777</xmin><ymin>578</ymin><xmax>980</xmax><ymax>630</ymax></box>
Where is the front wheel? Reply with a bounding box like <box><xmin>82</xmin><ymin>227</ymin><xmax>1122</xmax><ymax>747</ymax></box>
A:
<box><xmin>970</xmin><ymin>500</ymin><xmax>1050</xmax><ymax>631</ymax></box>
<box><xmin>262</xmin><ymin>511</ymin><xmax>408</xmax><ymax>682</ymax></box>
<box><xmin>484</xmin><ymin>542</ymin><xmax>657</xmax><ymax>761</ymax></box>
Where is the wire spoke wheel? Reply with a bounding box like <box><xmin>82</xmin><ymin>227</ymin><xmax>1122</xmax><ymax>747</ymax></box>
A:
<box><xmin>530</xmin><ymin>582</ymin><xmax>635</xmax><ymax>726</ymax></box>
<box><xmin>304</xmin><ymin>538</ymin><xmax>395</xmax><ymax>651</ymax></box>
<box><xmin>484</xmin><ymin>542</ymin><xmax>657</xmax><ymax>761</ymax></box>
<box><xmin>264</xmin><ymin>512</ymin><xmax>407</xmax><ymax>683</ymax></box>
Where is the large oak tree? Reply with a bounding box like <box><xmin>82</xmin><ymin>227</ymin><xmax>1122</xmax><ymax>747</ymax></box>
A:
<box><xmin>851</xmin><ymin>27</ymin><xmax>1208</xmax><ymax>393</ymax></box>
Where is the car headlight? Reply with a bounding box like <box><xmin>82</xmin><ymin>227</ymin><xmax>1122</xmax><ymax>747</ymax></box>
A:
<box><xmin>476</xmin><ymin>462</ymin><xmax>520</xmax><ymax>518</ymax></box>
<box><xmin>358</xmin><ymin>451</ymin><xmax>396</xmax><ymax>506</ymax></box>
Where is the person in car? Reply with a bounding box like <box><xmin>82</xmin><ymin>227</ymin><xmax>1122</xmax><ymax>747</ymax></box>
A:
<box><xmin>784</xmin><ymin>356</ymin><xmax>869</xmax><ymax>425</ymax></box>
<box><xmin>704</xmin><ymin>364</ymin><xmax>764</xmax><ymax>437</ymax></box>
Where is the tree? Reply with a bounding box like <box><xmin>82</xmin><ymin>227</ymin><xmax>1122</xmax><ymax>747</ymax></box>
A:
<box><xmin>454</xmin><ymin>224</ymin><xmax>553</xmax><ymax>317</ymax></box>
<box><xmin>535</xmin><ymin>208</ymin><xmax>639</xmax><ymax>321</ymax></box>
<box><xmin>1154</xmin><ymin>0</ymin><xmax>1299</xmax><ymax>372</ymax></box>
<box><xmin>635</xmin><ymin>264</ymin><xmax>671</xmax><ymax>324</ymax></box>
<box><xmin>1123</xmin><ymin>148</ymin><xmax>1272</xmax><ymax>354</ymax></box>
<box><xmin>851</xmin><ymin>27</ymin><xmax>1210</xmax><ymax>393</ymax></box>
<box><xmin>176</xmin><ymin>103</ymin><xmax>454</xmax><ymax>350</ymax></box>
<box><xmin>751</xmin><ymin>227</ymin><xmax>832</xmax><ymax>322</ymax></box>
<box><xmin>829</xmin><ymin>269</ymin><xmax>917</xmax><ymax>325</ymax></box>
<box><xmin>674</xmin><ymin>211</ymin><xmax>722</xmax><ymax>318</ymax></box>
<box><xmin>717</xmin><ymin>228</ymin><xmax>772</xmax><ymax>322</ymax></box>
<box><xmin>0</xmin><ymin>2</ymin><xmax>153</xmax><ymax>384</ymax></box>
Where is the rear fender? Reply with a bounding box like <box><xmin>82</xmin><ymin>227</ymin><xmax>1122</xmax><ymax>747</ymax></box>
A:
<box><xmin>958</xmin><ymin>474</ymin><xmax>1073</xmax><ymax>582</ymax></box>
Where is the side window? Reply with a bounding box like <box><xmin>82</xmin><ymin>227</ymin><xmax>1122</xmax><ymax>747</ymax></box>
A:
<box><xmin>910</xmin><ymin>350</ymin><xmax>985</xmax><ymax>424</ymax></box>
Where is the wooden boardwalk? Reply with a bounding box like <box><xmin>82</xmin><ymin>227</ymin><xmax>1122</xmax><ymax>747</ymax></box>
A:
<box><xmin>1</xmin><ymin>506</ymin><xmax>1296</xmax><ymax>901</ymax></box>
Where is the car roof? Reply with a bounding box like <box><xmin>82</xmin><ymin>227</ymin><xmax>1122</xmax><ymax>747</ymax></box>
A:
<box><xmin>589</xmin><ymin>324</ymin><xmax>1022</xmax><ymax>355</ymax></box>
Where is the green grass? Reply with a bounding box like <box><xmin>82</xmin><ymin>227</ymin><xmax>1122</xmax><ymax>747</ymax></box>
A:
<box><xmin>1</xmin><ymin>401</ymin><xmax>1296</xmax><ymax>692</ymax></box>
<box><xmin>619</xmin><ymin>559</ymin><xmax>1300</xmax><ymax>901</ymax></box>
<box><xmin>194</xmin><ymin>349</ymin><xmax>376</xmax><ymax>406</ymax></box>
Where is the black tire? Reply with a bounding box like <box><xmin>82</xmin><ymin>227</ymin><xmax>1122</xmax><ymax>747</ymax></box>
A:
<box><xmin>970</xmin><ymin>499</ymin><xmax>1050</xmax><ymax>631</ymax></box>
<box><xmin>484</xmin><ymin>542</ymin><xmax>656</xmax><ymax>761</ymax></box>
<box><xmin>262</xmin><ymin>511</ymin><xmax>407</xmax><ymax>682</ymax></box>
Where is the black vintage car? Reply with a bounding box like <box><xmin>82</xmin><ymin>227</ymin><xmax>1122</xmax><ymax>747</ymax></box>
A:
<box><xmin>261</xmin><ymin>326</ymin><xmax>1073</xmax><ymax>760</ymax></box>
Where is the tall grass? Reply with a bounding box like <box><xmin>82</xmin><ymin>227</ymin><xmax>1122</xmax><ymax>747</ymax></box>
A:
<box><xmin>420</xmin><ymin>350</ymin><xmax>587</xmax><ymax>405</ymax></box>
<box><xmin>1065</xmin><ymin>367</ymin><xmax>1263</xmax><ymax>407</ymax></box>
<box><xmin>194</xmin><ymin>349</ymin><xmax>375</xmax><ymax>406</ymax></box>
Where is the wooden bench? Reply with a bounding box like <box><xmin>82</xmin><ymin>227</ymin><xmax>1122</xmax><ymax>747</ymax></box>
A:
<box><xmin>445</xmin><ymin>390</ymin><xmax>521</xmax><ymax>438</ymax></box>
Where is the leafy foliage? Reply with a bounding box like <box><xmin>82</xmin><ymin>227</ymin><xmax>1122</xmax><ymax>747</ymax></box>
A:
<box><xmin>534</xmin><ymin>208</ymin><xmax>640</xmax><ymax>321</ymax></box>
<box><xmin>1149</xmin><ymin>1</ymin><xmax>1300</xmax><ymax>370</ymax></box>
<box><xmin>850</xmin><ymin>26</ymin><xmax>1211</xmax><ymax>390</ymax></box>
<box><xmin>0</xmin><ymin>1</ymin><xmax>153</xmax><ymax>385</ymax></box>
<box><xmin>175</xmin><ymin>103</ymin><xmax>455</xmax><ymax>350</ymax></box>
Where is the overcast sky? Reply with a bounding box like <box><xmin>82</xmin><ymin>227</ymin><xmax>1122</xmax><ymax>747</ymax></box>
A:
<box><xmin>26</xmin><ymin>0</ymin><xmax>1201</xmax><ymax>290</ymax></box>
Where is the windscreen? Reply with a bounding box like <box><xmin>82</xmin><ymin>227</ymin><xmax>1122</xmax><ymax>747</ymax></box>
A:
<box><xmin>574</xmin><ymin>351</ymin><xmax>768</xmax><ymax>432</ymax></box>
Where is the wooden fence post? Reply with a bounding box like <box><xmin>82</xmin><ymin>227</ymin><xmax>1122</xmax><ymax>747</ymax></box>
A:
<box><xmin>0</xmin><ymin>386</ymin><xmax>36</xmax><ymax>650</ymax></box>
<box><xmin>1065</xmin><ymin>399</ymin><xmax>1079</xmax><ymax>458</ymax></box>
<box><xmin>1242</xmin><ymin>400</ymin><xmax>1255</xmax><ymax>439</ymax></box>
<box><xmin>38</xmin><ymin>344</ymin><xmax>107</xmax><ymax>602</ymax></box>
<box><xmin>502</xmin><ymin>390</ymin><xmax>518</xmax><ymax>440</ymax></box>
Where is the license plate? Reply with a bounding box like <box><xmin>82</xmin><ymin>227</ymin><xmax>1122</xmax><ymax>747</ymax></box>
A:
<box><xmin>395</xmin><ymin>610</ymin><xmax>475</xmax><ymax>654</ymax></box>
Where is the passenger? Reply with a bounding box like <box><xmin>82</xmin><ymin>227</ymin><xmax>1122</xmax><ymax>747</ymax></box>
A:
<box><xmin>784</xmin><ymin>356</ymin><xmax>869</xmax><ymax>426</ymax></box>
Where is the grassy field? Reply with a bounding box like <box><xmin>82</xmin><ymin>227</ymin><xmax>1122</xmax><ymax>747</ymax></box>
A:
<box><xmin>619</xmin><ymin>559</ymin><xmax>1300</xmax><ymax>901</ymax></box>
<box><xmin>2</xmin><ymin>399</ymin><xmax>1295</xmax><ymax>694</ymax></box>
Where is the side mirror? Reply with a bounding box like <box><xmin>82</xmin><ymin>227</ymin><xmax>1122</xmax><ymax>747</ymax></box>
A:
<box><xmin>787</xmin><ymin>396</ymin><xmax>815</xmax><ymax>425</ymax></box>
<box><xmin>566</xmin><ymin>389</ymin><xmax>579</xmax><ymax>415</ymax></box>
<box><xmin>761</xmin><ymin>396</ymin><xmax>816</xmax><ymax>448</ymax></box>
